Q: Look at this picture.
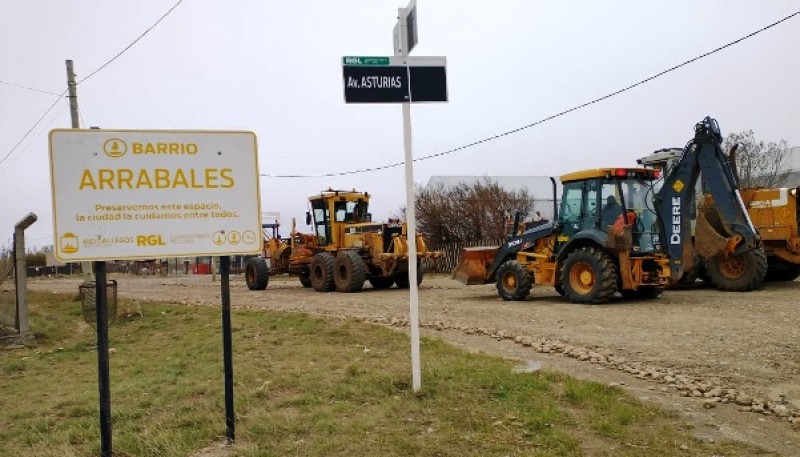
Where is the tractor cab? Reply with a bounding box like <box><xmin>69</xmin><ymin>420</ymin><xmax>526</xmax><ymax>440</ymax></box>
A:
<box><xmin>307</xmin><ymin>189</ymin><xmax>371</xmax><ymax>247</ymax></box>
<box><xmin>558</xmin><ymin>168</ymin><xmax>661</xmax><ymax>254</ymax></box>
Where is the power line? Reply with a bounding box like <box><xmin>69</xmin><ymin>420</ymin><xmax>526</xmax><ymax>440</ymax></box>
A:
<box><xmin>0</xmin><ymin>102</ymin><xmax>69</xmax><ymax>175</ymax></box>
<box><xmin>0</xmin><ymin>79</ymin><xmax>61</xmax><ymax>97</ymax></box>
<box><xmin>0</xmin><ymin>0</ymin><xmax>187</xmax><ymax>169</ymax></box>
<box><xmin>262</xmin><ymin>9</ymin><xmax>800</xmax><ymax>179</ymax></box>
<box><xmin>0</xmin><ymin>91</ymin><xmax>66</xmax><ymax>167</ymax></box>
<box><xmin>77</xmin><ymin>0</ymin><xmax>187</xmax><ymax>85</ymax></box>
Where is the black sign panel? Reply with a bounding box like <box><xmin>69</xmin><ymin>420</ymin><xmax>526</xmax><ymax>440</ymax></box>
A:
<box><xmin>409</xmin><ymin>66</ymin><xmax>447</xmax><ymax>102</ymax></box>
<box><xmin>343</xmin><ymin>65</ymin><xmax>447</xmax><ymax>104</ymax></box>
<box><xmin>342</xmin><ymin>66</ymin><xmax>410</xmax><ymax>103</ymax></box>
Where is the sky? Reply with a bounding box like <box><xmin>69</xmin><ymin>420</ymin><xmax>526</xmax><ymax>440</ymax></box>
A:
<box><xmin>2</xmin><ymin>0</ymin><xmax>799</xmax><ymax>253</ymax></box>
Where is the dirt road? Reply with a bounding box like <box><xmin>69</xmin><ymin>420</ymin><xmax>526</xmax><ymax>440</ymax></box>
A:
<box><xmin>28</xmin><ymin>274</ymin><xmax>800</xmax><ymax>455</ymax></box>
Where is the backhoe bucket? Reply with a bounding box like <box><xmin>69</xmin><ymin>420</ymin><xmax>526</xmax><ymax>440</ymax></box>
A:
<box><xmin>452</xmin><ymin>246</ymin><xmax>498</xmax><ymax>285</ymax></box>
<box><xmin>695</xmin><ymin>202</ymin><xmax>733</xmax><ymax>259</ymax></box>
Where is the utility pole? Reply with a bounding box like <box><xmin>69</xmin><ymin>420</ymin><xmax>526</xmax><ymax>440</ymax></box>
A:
<box><xmin>66</xmin><ymin>60</ymin><xmax>93</xmax><ymax>283</ymax></box>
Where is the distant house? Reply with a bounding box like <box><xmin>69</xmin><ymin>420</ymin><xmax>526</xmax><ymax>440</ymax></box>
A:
<box><xmin>779</xmin><ymin>146</ymin><xmax>800</xmax><ymax>187</ymax></box>
<box><xmin>425</xmin><ymin>175</ymin><xmax>562</xmax><ymax>220</ymax></box>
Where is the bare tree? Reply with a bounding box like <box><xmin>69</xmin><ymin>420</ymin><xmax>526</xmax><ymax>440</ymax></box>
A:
<box><xmin>404</xmin><ymin>178</ymin><xmax>535</xmax><ymax>244</ymax></box>
<box><xmin>723</xmin><ymin>130</ymin><xmax>789</xmax><ymax>188</ymax></box>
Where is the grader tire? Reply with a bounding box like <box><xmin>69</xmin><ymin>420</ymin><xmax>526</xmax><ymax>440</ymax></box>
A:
<box><xmin>368</xmin><ymin>276</ymin><xmax>394</xmax><ymax>290</ymax></box>
<box><xmin>395</xmin><ymin>261</ymin><xmax>424</xmax><ymax>288</ymax></box>
<box><xmin>333</xmin><ymin>251</ymin><xmax>367</xmax><ymax>293</ymax></box>
<box><xmin>706</xmin><ymin>248</ymin><xmax>767</xmax><ymax>291</ymax></box>
<box><xmin>495</xmin><ymin>260</ymin><xmax>533</xmax><ymax>301</ymax></box>
<box><xmin>309</xmin><ymin>253</ymin><xmax>335</xmax><ymax>292</ymax></box>
<box><xmin>560</xmin><ymin>247</ymin><xmax>618</xmax><ymax>304</ymax></box>
<box><xmin>245</xmin><ymin>258</ymin><xmax>269</xmax><ymax>290</ymax></box>
<box><xmin>299</xmin><ymin>273</ymin><xmax>312</xmax><ymax>288</ymax></box>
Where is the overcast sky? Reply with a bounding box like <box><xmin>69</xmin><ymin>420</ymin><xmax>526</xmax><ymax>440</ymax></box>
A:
<box><xmin>2</xmin><ymin>0</ymin><xmax>799</xmax><ymax>252</ymax></box>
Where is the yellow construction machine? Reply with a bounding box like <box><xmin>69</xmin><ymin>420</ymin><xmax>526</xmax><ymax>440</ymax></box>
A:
<box><xmin>453</xmin><ymin>117</ymin><xmax>767</xmax><ymax>303</ymax></box>
<box><xmin>246</xmin><ymin>189</ymin><xmax>443</xmax><ymax>292</ymax></box>
<box><xmin>639</xmin><ymin>146</ymin><xmax>799</xmax><ymax>284</ymax></box>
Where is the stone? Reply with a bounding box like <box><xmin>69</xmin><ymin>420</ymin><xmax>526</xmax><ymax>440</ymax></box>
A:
<box><xmin>734</xmin><ymin>395</ymin><xmax>752</xmax><ymax>406</ymax></box>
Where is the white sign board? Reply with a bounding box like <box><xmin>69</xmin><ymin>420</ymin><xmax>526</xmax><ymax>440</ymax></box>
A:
<box><xmin>49</xmin><ymin>129</ymin><xmax>262</xmax><ymax>261</ymax></box>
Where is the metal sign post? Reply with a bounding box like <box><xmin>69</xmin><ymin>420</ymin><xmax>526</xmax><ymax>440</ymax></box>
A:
<box><xmin>93</xmin><ymin>261</ymin><xmax>112</xmax><ymax>457</ymax></box>
<box><xmin>220</xmin><ymin>255</ymin><xmax>235</xmax><ymax>443</ymax></box>
<box><xmin>396</xmin><ymin>1</ymin><xmax>421</xmax><ymax>392</ymax></box>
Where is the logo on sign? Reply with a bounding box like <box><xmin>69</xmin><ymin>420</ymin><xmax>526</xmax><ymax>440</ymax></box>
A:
<box><xmin>103</xmin><ymin>138</ymin><xmax>127</xmax><ymax>158</ymax></box>
<box><xmin>60</xmin><ymin>232</ymin><xmax>79</xmax><ymax>254</ymax></box>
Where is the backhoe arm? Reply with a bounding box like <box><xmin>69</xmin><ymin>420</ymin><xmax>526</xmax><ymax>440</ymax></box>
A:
<box><xmin>654</xmin><ymin>117</ymin><xmax>758</xmax><ymax>282</ymax></box>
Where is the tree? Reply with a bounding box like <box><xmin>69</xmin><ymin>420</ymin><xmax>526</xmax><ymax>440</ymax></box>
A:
<box><xmin>723</xmin><ymin>130</ymin><xmax>790</xmax><ymax>188</ymax></box>
<box><xmin>408</xmin><ymin>178</ymin><xmax>535</xmax><ymax>245</ymax></box>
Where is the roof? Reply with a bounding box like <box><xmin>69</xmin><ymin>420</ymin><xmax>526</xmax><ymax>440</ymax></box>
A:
<box><xmin>559</xmin><ymin>167</ymin><xmax>658</xmax><ymax>183</ymax></box>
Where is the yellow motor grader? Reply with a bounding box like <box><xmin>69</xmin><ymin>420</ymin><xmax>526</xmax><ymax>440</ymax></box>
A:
<box><xmin>245</xmin><ymin>189</ymin><xmax>443</xmax><ymax>292</ymax></box>
<box><xmin>453</xmin><ymin>117</ymin><xmax>767</xmax><ymax>304</ymax></box>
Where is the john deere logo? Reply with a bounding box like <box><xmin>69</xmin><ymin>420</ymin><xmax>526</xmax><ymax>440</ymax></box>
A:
<box><xmin>672</xmin><ymin>179</ymin><xmax>685</xmax><ymax>193</ymax></box>
<box><xmin>103</xmin><ymin>138</ymin><xmax>127</xmax><ymax>158</ymax></box>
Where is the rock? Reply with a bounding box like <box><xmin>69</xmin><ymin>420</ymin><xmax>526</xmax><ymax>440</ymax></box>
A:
<box><xmin>735</xmin><ymin>395</ymin><xmax>753</xmax><ymax>406</ymax></box>
<box><xmin>751</xmin><ymin>404</ymin><xmax>765</xmax><ymax>414</ymax></box>
<box><xmin>772</xmin><ymin>405</ymin><xmax>790</xmax><ymax>418</ymax></box>
<box><xmin>691</xmin><ymin>390</ymin><xmax>703</xmax><ymax>398</ymax></box>
<box><xmin>703</xmin><ymin>399</ymin><xmax>718</xmax><ymax>409</ymax></box>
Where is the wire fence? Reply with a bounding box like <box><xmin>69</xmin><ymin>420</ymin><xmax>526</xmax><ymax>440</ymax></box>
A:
<box><xmin>424</xmin><ymin>238</ymin><xmax>504</xmax><ymax>274</ymax></box>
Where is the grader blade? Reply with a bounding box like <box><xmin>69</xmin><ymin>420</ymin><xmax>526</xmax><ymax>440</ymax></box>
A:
<box><xmin>452</xmin><ymin>246</ymin><xmax>498</xmax><ymax>285</ymax></box>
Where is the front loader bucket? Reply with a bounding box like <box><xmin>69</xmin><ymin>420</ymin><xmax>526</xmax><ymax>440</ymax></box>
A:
<box><xmin>452</xmin><ymin>246</ymin><xmax>499</xmax><ymax>285</ymax></box>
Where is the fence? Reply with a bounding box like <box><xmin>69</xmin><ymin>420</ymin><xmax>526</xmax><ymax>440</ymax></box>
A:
<box><xmin>424</xmin><ymin>238</ymin><xmax>504</xmax><ymax>274</ymax></box>
<box><xmin>1</xmin><ymin>258</ymin><xmax>16</xmax><ymax>332</ymax></box>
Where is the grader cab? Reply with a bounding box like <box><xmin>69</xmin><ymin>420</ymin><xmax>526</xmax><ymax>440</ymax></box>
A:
<box><xmin>245</xmin><ymin>189</ymin><xmax>443</xmax><ymax>292</ymax></box>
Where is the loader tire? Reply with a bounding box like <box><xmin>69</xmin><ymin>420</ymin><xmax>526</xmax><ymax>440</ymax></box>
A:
<box><xmin>554</xmin><ymin>284</ymin><xmax>566</xmax><ymax>297</ymax></box>
<box><xmin>299</xmin><ymin>273</ymin><xmax>312</xmax><ymax>288</ymax></box>
<box><xmin>395</xmin><ymin>261</ymin><xmax>424</xmax><ymax>288</ymax></box>
<box><xmin>706</xmin><ymin>248</ymin><xmax>767</xmax><ymax>291</ymax></box>
<box><xmin>245</xmin><ymin>258</ymin><xmax>269</xmax><ymax>290</ymax></box>
<box><xmin>560</xmin><ymin>247</ymin><xmax>618</xmax><ymax>304</ymax></box>
<box><xmin>495</xmin><ymin>260</ymin><xmax>533</xmax><ymax>301</ymax></box>
<box><xmin>620</xmin><ymin>287</ymin><xmax>663</xmax><ymax>300</ymax></box>
<box><xmin>368</xmin><ymin>276</ymin><xmax>394</xmax><ymax>289</ymax></box>
<box><xmin>309</xmin><ymin>253</ymin><xmax>335</xmax><ymax>292</ymax></box>
<box><xmin>764</xmin><ymin>259</ymin><xmax>800</xmax><ymax>282</ymax></box>
<box><xmin>333</xmin><ymin>251</ymin><xmax>367</xmax><ymax>293</ymax></box>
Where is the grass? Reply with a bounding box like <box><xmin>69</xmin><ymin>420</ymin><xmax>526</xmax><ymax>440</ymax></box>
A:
<box><xmin>0</xmin><ymin>291</ymin><xmax>776</xmax><ymax>457</ymax></box>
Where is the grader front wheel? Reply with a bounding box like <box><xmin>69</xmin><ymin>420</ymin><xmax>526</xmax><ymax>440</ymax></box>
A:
<box><xmin>333</xmin><ymin>251</ymin><xmax>367</xmax><ymax>293</ymax></box>
<box><xmin>309</xmin><ymin>253</ymin><xmax>335</xmax><ymax>292</ymax></box>
<box><xmin>245</xmin><ymin>258</ymin><xmax>269</xmax><ymax>290</ymax></box>
<box><xmin>560</xmin><ymin>247</ymin><xmax>618</xmax><ymax>304</ymax></box>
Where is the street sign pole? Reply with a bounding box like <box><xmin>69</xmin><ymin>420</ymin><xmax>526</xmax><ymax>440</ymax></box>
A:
<box><xmin>396</xmin><ymin>3</ymin><xmax>422</xmax><ymax>393</ymax></box>
<box><xmin>93</xmin><ymin>260</ymin><xmax>112</xmax><ymax>457</ymax></box>
<box><xmin>220</xmin><ymin>255</ymin><xmax>235</xmax><ymax>443</ymax></box>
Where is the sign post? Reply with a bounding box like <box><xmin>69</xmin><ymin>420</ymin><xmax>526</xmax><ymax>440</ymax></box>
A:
<box><xmin>396</xmin><ymin>0</ymin><xmax>422</xmax><ymax>394</ymax></box>
<box><xmin>49</xmin><ymin>129</ymin><xmax>261</xmax><ymax>455</ymax></box>
<box><xmin>343</xmin><ymin>0</ymin><xmax>447</xmax><ymax>395</ymax></box>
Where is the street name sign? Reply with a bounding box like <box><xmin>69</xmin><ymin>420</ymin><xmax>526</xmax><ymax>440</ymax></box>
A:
<box><xmin>342</xmin><ymin>56</ymin><xmax>447</xmax><ymax>103</ymax></box>
<box><xmin>49</xmin><ymin>129</ymin><xmax>262</xmax><ymax>261</ymax></box>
